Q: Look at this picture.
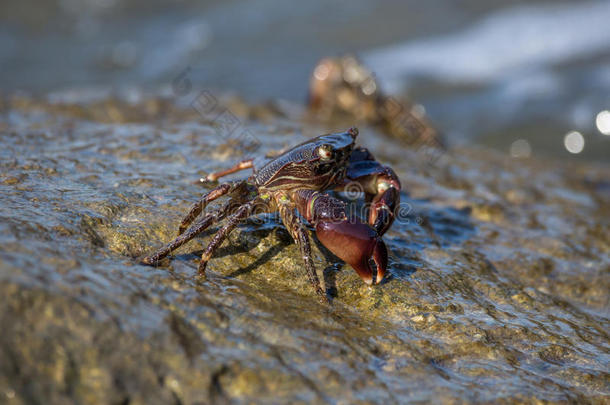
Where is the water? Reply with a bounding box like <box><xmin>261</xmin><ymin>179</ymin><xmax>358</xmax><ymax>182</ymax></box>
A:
<box><xmin>1</xmin><ymin>0</ymin><xmax>609</xmax><ymax>161</ymax></box>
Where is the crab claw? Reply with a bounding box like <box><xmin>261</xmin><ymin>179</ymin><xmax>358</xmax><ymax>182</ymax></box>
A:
<box><xmin>315</xmin><ymin>218</ymin><xmax>387</xmax><ymax>285</ymax></box>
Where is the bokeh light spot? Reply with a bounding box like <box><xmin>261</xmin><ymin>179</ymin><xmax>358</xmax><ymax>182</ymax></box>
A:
<box><xmin>564</xmin><ymin>131</ymin><xmax>585</xmax><ymax>154</ymax></box>
<box><xmin>313</xmin><ymin>64</ymin><xmax>330</xmax><ymax>81</ymax></box>
<box><xmin>595</xmin><ymin>110</ymin><xmax>610</xmax><ymax>135</ymax></box>
<box><xmin>510</xmin><ymin>139</ymin><xmax>531</xmax><ymax>158</ymax></box>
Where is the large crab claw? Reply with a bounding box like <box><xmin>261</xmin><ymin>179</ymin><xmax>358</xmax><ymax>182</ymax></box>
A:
<box><xmin>315</xmin><ymin>218</ymin><xmax>387</xmax><ymax>285</ymax></box>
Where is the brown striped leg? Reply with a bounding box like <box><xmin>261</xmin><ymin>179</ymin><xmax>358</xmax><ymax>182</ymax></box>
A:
<box><xmin>178</xmin><ymin>181</ymin><xmax>246</xmax><ymax>236</ymax></box>
<box><xmin>198</xmin><ymin>198</ymin><xmax>265</xmax><ymax>274</ymax></box>
<box><xmin>142</xmin><ymin>201</ymin><xmax>233</xmax><ymax>266</ymax></box>
<box><xmin>205</xmin><ymin>159</ymin><xmax>254</xmax><ymax>182</ymax></box>
<box><xmin>278</xmin><ymin>204</ymin><xmax>326</xmax><ymax>300</ymax></box>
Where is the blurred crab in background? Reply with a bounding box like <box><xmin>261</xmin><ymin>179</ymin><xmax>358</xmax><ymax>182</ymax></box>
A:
<box><xmin>308</xmin><ymin>55</ymin><xmax>444</xmax><ymax>149</ymax></box>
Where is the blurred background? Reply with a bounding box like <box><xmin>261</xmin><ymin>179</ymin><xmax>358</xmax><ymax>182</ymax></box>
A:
<box><xmin>1</xmin><ymin>0</ymin><xmax>609</xmax><ymax>162</ymax></box>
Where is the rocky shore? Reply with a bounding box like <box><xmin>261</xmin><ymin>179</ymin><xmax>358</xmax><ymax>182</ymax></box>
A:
<box><xmin>0</xmin><ymin>91</ymin><xmax>608</xmax><ymax>404</ymax></box>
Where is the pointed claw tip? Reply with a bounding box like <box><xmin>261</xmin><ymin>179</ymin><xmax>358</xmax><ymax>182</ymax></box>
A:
<box><xmin>373</xmin><ymin>239</ymin><xmax>388</xmax><ymax>285</ymax></box>
<box><xmin>350</xmin><ymin>261</ymin><xmax>375</xmax><ymax>285</ymax></box>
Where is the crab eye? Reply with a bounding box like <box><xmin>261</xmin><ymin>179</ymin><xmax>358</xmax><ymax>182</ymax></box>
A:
<box><xmin>318</xmin><ymin>145</ymin><xmax>333</xmax><ymax>160</ymax></box>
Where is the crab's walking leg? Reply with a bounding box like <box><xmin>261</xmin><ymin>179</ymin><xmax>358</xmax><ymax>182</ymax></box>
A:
<box><xmin>278</xmin><ymin>203</ymin><xmax>325</xmax><ymax>299</ymax></box>
<box><xmin>339</xmin><ymin>146</ymin><xmax>401</xmax><ymax>236</ymax></box>
<box><xmin>198</xmin><ymin>197</ymin><xmax>266</xmax><ymax>274</ymax></box>
<box><xmin>142</xmin><ymin>200</ymin><xmax>235</xmax><ymax>266</ymax></box>
<box><xmin>178</xmin><ymin>180</ymin><xmax>247</xmax><ymax>236</ymax></box>
<box><xmin>205</xmin><ymin>159</ymin><xmax>254</xmax><ymax>182</ymax></box>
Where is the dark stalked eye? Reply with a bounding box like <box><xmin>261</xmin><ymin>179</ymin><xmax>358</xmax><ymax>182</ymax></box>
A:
<box><xmin>317</xmin><ymin>144</ymin><xmax>333</xmax><ymax>160</ymax></box>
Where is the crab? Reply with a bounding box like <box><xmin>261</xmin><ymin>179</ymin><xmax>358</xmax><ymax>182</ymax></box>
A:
<box><xmin>141</xmin><ymin>128</ymin><xmax>401</xmax><ymax>299</ymax></box>
<box><xmin>308</xmin><ymin>56</ymin><xmax>443</xmax><ymax>149</ymax></box>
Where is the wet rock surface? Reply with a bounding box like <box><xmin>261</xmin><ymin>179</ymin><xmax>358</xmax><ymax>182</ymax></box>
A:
<box><xmin>0</xmin><ymin>91</ymin><xmax>609</xmax><ymax>404</ymax></box>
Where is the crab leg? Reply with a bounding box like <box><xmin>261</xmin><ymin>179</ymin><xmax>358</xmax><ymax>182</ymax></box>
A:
<box><xmin>205</xmin><ymin>158</ymin><xmax>254</xmax><ymax>182</ymax></box>
<box><xmin>278</xmin><ymin>202</ymin><xmax>325</xmax><ymax>299</ymax></box>
<box><xmin>338</xmin><ymin>146</ymin><xmax>401</xmax><ymax>236</ymax></box>
<box><xmin>178</xmin><ymin>180</ymin><xmax>248</xmax><ymax>236</ymax></box>
<box><xmin>142</xmin><ymin>199</ymin><xmax>235</xmax><ymax>266</ymax></box>
<box><xmin>293</xmin><ymin>189</ymin><xmax>387</xmax><ymax>285</ymax></box>
<box><xmin>198</xmin><ymin>197</ymin><xmax>267</xmax><ymax>274</ymax></box>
